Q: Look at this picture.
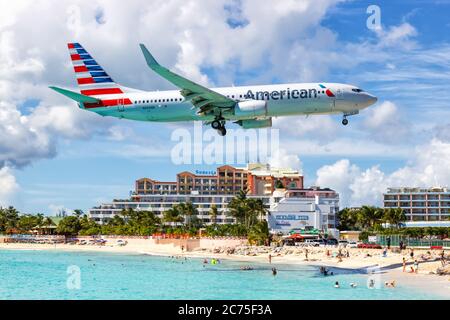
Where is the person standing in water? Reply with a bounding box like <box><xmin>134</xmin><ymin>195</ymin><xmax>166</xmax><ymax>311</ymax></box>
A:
<box><xmin>272</xmin><ymin>267</ymin><xmax>277</xmax><ymax>276</ymax></box>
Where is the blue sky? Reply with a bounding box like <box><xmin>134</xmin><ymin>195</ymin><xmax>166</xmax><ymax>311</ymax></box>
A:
<box><xmin>1</xmin><ymin>0</ymin><xmax>450</xmax><ymax>214</ymax></box>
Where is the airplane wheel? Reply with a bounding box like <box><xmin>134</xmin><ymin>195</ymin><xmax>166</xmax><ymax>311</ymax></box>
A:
<box><xmin>218</xmin><ymin>127</ymin><xmax>227</xmax><ymax>136</ymax></box>
<box><xmin>211</xmin><ymin>120</ymin><xmax>221</xmax><ymax>130</ymax></box>
<box><xmin>342</xmin><ymin>118</ymin><xmax>349</xmax><ymax>126</ymax></box>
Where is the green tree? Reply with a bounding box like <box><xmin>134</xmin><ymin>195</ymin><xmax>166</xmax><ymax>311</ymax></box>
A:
<box><xmin>337</xmin><ymin>208</ymin><xmax>360</xmax><ymax>230</ymax></box>
<box><xmin>248</xmin><ymin>221</ymin><xmax>269</xmax><ymax>245</ymax></box>
<box><xmin>17</xmin><ymin>214</ymin><xmax>41</xmax><ymax>233</ymax></box>
<box><xmin>177</xmin><ymin>202</ymin><xmax>198</xmax><ymax>229</ymax></box>
<box><xmin>0</xmin><ymin>206</ymin><xmax>20</xmax><ymax>232</ymax></box>
<box><xmin>56</xmin><ymin>216</ymin><xmax>82</xmax><ymax>236</ymax></box>
<box><xmin>209</xmin><ymin>205</ymin><xmax>218</xmax><ymax>224</ymax></box>
<box><xmin>163</xmin><ymin>206</ymin><xmax>184</xmax><ymax>226</ymax></box>
<box><xmin>227</xmin><ymin>190</ymin><xmax>248</xmax><ymax>225</ymax></box>
<box><xmin>275</xmin><ymin>180</ymin><xmax>284</xmax><ymax>189</ymax></box>
<box><xmin>357</xmin><ymin>206</ymin><xmax>384</xmax><ymax>230</ymax></box>
<box><xmin>383</xmin><ymin>207</ymin><xmax>406</xmax><ymax>228</ymax></box>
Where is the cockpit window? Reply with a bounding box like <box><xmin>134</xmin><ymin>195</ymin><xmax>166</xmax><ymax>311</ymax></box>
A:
<box><xmin>352</xmin><ymin>88</ymin><xmax>364</xmax><ymax>93</ymax></box>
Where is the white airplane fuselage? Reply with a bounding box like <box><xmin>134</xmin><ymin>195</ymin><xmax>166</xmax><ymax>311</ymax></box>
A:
<box><xmin>90</xmin><ymin>82</ymin><xmax>377</xmax><ymax>123</ymax></box>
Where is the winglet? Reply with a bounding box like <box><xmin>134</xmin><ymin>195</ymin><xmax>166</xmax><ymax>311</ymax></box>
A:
<box><xmin>49</xmin><ymin>86</ymin><xmax>100</xmax><ymax>103</ymax></box>
<box><xmin>139</xmin><ymin>44</ymin><xmax>160</xmax><ymax>68</ymax></box>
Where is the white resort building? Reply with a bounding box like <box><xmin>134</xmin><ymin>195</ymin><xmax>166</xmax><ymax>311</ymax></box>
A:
<box><xmin>383</xmin><ymin>187</ymin><xmax>450</xmax><ymax>222</ymax></box>
<box><xmin>88</xmin><ymin>164</ymin><xmax>339</xmax><ymax>235</ymax></box>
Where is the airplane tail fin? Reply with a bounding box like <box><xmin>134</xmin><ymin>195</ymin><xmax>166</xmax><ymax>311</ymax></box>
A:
<box><xmin>67</xmin><ymin>42</ymin><xmax>126</xmax><ymax>97</ymax></box>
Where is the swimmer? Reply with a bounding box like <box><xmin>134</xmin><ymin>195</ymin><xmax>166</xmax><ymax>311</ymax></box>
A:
<box><xmin>385</xmin><ymin>280</ymin><xmax>396</xmax><ymax>288</ymax></box>
<box><xmin>203</xmin><ymin>259</ymin><xmax>208</xmax><ymax>264</ymax></box>
<box><xmin>272</xmin><ymin>267</ymin><xmax>277</xmax><ymax>276</ymax></box>
<box><xmin>350</xmin><ymin>282</ymin><xmax>357</xmax><ymax>288</ymax></box>
<box><xmin>334</xmin><ymin>281</ymin><xmax>340</xmax><ymax>288</ymax></box>
<box><xmin>369</xmin><ymin>279</ymin><xmax>375</xmax><ymax>288</ymax></box>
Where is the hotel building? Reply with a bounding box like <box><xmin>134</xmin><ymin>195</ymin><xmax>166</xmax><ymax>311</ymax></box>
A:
<box><xmin>135</xmin><ymin>164</ymin><xmax>303</xmax><ymax>196</ymax></box>
<box><xmin>268</xmin><ymin>187</ymin><xmax>339</xmax><ymax>236</ymax></box>
<box><xmin>90</xmin><ymin>163</ymin><xmax>304</xmax><ymax>225</ymax></box>
<box><xmin>383</xmin><ymin>187</ymin><xmax>450</xmax><ymax>221</ymax></box>
<box><xmin>89</xmin><ymin>164</ymin><xmax>340</xmax><ymax>235</ymax></box>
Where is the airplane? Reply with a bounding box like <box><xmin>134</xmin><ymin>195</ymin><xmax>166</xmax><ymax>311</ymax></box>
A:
<box><xmin>50</xmin><ymin>43</ymin><xmax>377</xmax><ymax>136</ymax></box>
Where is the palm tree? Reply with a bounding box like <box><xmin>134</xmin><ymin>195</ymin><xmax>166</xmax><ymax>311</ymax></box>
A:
<box><xmin>209</xmin><ymin>205</ymin><xmax>218</xmax><ymax>224</ymax></box>
<box><xmin>227</xmin><ymin>190</ymin><xmax>248</xmax><ymax>225</ymax></box>
<box><xmin>177</xmin><ymin>202</ymin><xmax>198</xmax><ymax>229</ymax></box>
<box><xmin>383</xmin><ymin>207</ymin><xmax>406</xmax><ymax>229</ymax></box>
<box><xmin>357</xmin><ymin>206</ymin><xmax>384</xmax><ymax>230</ymax></box>
<box><xmin>163</xmin><ymin>206</ymin><xmax>184</xmax><ymax>226</ymax></box>
<box><xmin>43</xmin><ymin>216</ymin><xmax>55</xmax><ymax>226</ymax></box>
<box><xmin>248</xmin><ymin>221</ymin><xmax>269</xmax><ymax>245</ymax></box>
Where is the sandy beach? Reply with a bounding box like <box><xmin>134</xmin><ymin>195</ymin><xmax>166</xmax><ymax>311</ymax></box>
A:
<box><xmin>1</xmin><ymin>240</ymin><xmax>449</xmax><ymax>298</ymax></box>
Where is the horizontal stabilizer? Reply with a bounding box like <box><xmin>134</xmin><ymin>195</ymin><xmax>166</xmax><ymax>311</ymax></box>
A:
<box><xmin>49</xmin><ymin>86</ymin><xmax>100</xmax><ymax>103</ymax></box>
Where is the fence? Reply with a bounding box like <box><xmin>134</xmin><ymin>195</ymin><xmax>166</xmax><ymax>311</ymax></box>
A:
<box><xmin>377</xmin><ymin>234</ymin><xmax>450</xmax><ymax>248</ymax></box>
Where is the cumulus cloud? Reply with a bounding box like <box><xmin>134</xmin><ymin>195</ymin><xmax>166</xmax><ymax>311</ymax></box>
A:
<box><xmin>315</xmin><ymin>139</ymin><xmax>450</xmax><ymax>207</ymax></box>
<box><xmin>268</xmin><ymin>148</ymin><xmax>302</xmax><ymax>172</ymax></box>
<box><xmin>376</xmin><ymin>23</ymin><xmax>418</xmax><ymax>48</ymax></box>
<box><xmin>362</xmin><ymin>101</ymin><xmax>412</xmax><ymax>143</ymax></box>
<box><xmin>0</xmin><ymin>167</ymin><xmax>19</xmax><ymax>207</ymax></box>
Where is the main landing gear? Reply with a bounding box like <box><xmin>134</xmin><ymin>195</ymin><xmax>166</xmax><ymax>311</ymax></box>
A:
<box><xmin>211</xmin><ymin>119</ymin><xmax>227</xmax><ymax>136</ymax></box>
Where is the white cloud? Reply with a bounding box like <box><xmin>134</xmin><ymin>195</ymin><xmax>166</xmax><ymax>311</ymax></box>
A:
<box><xmin>315</xmin><ymin>139</ymin><xmax>450</xmax><ymax>208</ymax></box>
<box><xmin>376</xmin><ymin>23</ymin><xmax>418</xmax><ymax>48</ymax></box>
<box><xmin>362</xmin><ymin>101</ymin><xmax>412</xmax><ymax>143</ymax></box>
<box><xmin>268</xmin><ymin>148</ymin><xmax>302</xmax><ymax>172</ymax></box>
<box><xmin>0</xmin><ymin>167</ymin><xmax>19</xmax><ymax>207</ymax></box>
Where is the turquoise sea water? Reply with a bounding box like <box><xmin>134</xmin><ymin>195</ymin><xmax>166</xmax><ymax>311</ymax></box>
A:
<box><xmin>0</xmin><ymin>249</ymin><xmax>444</xmax><ymax>300</ymax></box>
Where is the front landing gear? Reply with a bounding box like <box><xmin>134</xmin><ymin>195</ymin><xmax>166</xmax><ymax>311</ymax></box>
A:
<box><xmin>341</xmin><ymin>111</ymin><xmax>359</xmax><ymax>126</ymax></box>
<box><xmin>211</xmin><ymin>118</ymin><xmax>227</xmax><ymax>136</ymax></box>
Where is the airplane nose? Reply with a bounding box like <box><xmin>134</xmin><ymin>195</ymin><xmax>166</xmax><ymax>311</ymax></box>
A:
<box><xmin>367</xmin><ymin>95</ymin><xmax>377</xmax><ymax>105</ymax></box>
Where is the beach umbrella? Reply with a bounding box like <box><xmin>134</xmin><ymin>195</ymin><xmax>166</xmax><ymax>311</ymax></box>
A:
<box><xmin>288</xmin><ymin>234</ymin><xmax>304</xmax><ymax>240</ymax></box>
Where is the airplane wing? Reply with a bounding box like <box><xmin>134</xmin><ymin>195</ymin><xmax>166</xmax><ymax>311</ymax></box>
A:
<box><xmin>139</xmin><ymin>44</ymin><xmax>235</xmax><ymax>116</ymax></box>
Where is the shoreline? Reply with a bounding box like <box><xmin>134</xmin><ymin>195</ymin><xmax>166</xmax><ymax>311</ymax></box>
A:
<box><xmin>1</xmin><ymin>242</ymin><xmax>449</xmax><ymax>299</ymax></box>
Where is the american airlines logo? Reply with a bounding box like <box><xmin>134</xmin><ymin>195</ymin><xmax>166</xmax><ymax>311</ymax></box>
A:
<box><xmin>244</xmin><ymin>85</ymin><xmax>334</xmax><ymax>101</ymax></box>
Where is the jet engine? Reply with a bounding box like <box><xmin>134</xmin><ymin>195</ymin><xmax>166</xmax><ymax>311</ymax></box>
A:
<box><xmin>234</xmin><ymin>100</ymin><xmax>268</xmax><ymax>119</ymax></box>
<box><xmin>236</xmin><ymin>118</ymin><xmax>272</xmax><ymax>129</ymax></box>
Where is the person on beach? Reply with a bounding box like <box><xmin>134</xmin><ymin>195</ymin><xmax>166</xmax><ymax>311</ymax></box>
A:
<box><xmin>305</xmin><ymin>248</ymin><xmax>309</xmax><ymax>260</ymax></box>
<box><xmin>410</xmin><ymin>249</ymin><xmax>414</xmax><ymax>260</ymax></box>
<box><xmin>414</xmin><ymin>260</ymin><xmax>419</xmax><ymax>273</ymax></box>
<box><xmin>181</xmin><ymin>245</ymin><xmax>184</xmax><ymax>252</ymax></box>
<box><xmin>268</xmin><ymin>254</ymin><xmax>272</xmax><ymax>264</ymax></box>
<box><xmin>387</xmin><ymin>237</ymin><xmax>391</xmax><ymax>250</ymax></box>
<box><xmin>382</xmin><ymin>247</ymin><xmax>387</xmax><ymax>257</ymax></box>
<box><xmin>440</xmin><ymin>250</ymin><xmax>446</xmax><ymax>266</ymax></box>
<box><xmin>402</xmin><ymin>257</ymin><xmax>407</xmax><ymax>272</ymax></box>
<box><xmin>399</xmin><ymin>241</ymin><xmax>404</xmax><ymax>251</ymax></box>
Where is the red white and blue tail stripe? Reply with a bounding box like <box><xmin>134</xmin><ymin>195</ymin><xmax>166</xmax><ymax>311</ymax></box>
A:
<box><xmin>68</xmin><ymin>43</ymin><xmax>132</xmax><ymax>108</ymax></box>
